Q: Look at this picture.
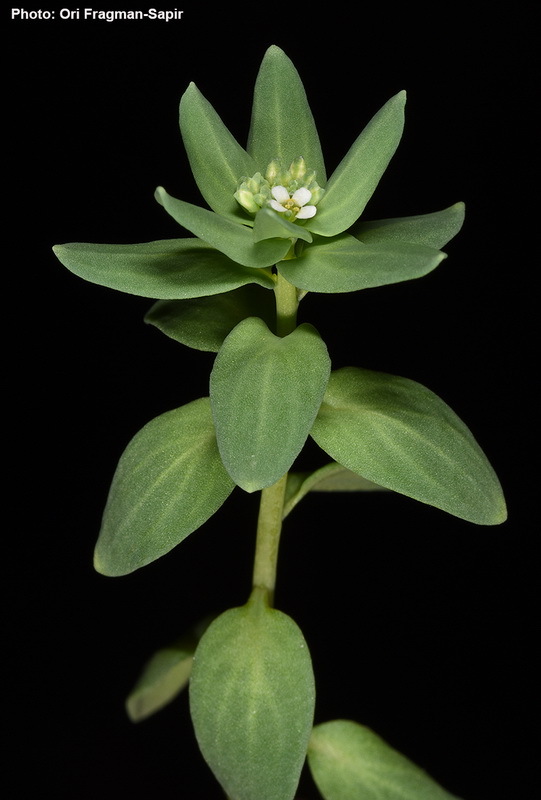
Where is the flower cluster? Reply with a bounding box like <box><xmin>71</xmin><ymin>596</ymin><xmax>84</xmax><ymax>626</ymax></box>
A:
<box><xmin>234</xmin><ymin>157</ymin><xmax>325</xmax><ymax>221</ymax></box>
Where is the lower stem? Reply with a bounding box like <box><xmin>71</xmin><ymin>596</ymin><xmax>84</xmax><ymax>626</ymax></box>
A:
<box><xmin>251</xmin><ymin>474</ymin><xmax>288</xmax><ymax>606</ymax></box>
<box><xmin>251</xmin><ymin>268</ymin><xmax>299</xmax><ymax>605</ymax></box>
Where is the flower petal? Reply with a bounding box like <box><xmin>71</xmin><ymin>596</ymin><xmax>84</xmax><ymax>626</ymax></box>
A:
<box><xmin>271</xmin><ymin>185</ymin><xmax>290</xmax><ymax>204</ymax></box>
<box><xmin>292</xmin><ymin>187</ymin><xmax>312</xmax><ymax>207</ymax></box>
<box><xmin>270</xmin><ymin>199</ymin><xmax>287</xmax><ymax>213</ymax></box>
<box><xmin>296</xmin><ymin>205</ymin><xmax>317</xmax><ymax>219</ymax></box>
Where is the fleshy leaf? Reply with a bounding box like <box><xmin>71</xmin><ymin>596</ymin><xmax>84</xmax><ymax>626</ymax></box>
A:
<box><xmin>179</xmin><ymin>82</ymin><xmax>258</xmax><ymax>223</ymax></box>
<box><xmin>284</xmin><ymin>463</ymin><xmax>385</xmax><ymax>519</ymax></box>
<box><xmin>307</xmin><ymin>91</ymin><xmax>406</xmax><ymax>237</ymax></box>
<box><xmin>308</xmin><ymin>720</ymin><xmax>462</xmax><ymax>800</ymax></box>
<box><xmin>126</xmin><ymin>618</ymin><xmax>213</xmax><ymax>722</ymax></box>
<box><xmin>247</xmin><ymin>45</ymin><xmax>326</xmax><ymax>184</ymax></box>
<box><xmin>210</xmin><ymin>318</ymin><xmax>331</xmax><ymax>492</ymax></box>
<box><xmin>126</xmin><ymin>642</ymin><xmax>194</xmax><ymax>723</ymax></box>
<box><xmin>94</xmin><ymin>398</ymin><xmax>235</xmax><ymax>576</ymax></box>
<box><xmin>279</xmin><ymin>234</ymin><xmax>446</xmax><ymax>293</ymax></box>
<box><xmin>155</xmin><ymin>187</ymin><xmax>291</xmax><ymax>268</ymax></box>
<box><xmin>253</xmin><ymin>207</ymin><xmax>313</xmax><ymax>244</ymax></box>
<box><xmin>310</xmin><ymin>368</ymin><xmax>507</xmax><ymax>524</ymax></box>
<box><xmin>189</xmin><ymin>589</ymin><xmax>315</xmax><ymax>800</ymax></box>
<box><xmin>350</xmin><ymin>203</ymin><xmax>466</xmax><ymax>249</ymax></box>
<box><xmin>52</xmin><ymin>239</ymin><xmax>273</xmax><ymax>298</ymax></box>
<box><xmin>144</xmin><ymin>284</ymin><xmax>276</xmax><ymax>352</ymax></box>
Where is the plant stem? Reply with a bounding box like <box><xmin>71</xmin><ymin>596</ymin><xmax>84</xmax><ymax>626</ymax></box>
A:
<box><xmin>251</xmin><ymin>473</ymin><xmax>288</xmax><ymax>606</ymax></box>
<box><xmin>274</xmin><ymin>269</ymin><xmax>299</xmax><ymax>338</ymax></box>
<box><xmin>251</xmin><ymin>270</ymin><xmax>299</xmax><ymax>605</ymax></box>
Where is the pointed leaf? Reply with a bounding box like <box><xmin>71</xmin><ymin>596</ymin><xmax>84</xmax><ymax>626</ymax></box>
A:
<box><xmin>279</xmin><ymin>234</ymin><xmax>446</xmax><ymax>294</ymax></box>
<box><xmin>126</xmin><ymin>642</ymin><xmax>194</xmax><ymax>723</ymax></box>
<box><xmin>247</xmin><ymin>45</ymin><xmax>326</xmax><ymax>183</ymax></box>
<box><xmin>308</xmin><ymin>720</ymin><xmax>462</xmax><ymax>800</ymax></box>
<box><xmin>190</xmin><ymin>590</ymin><xmax>315</xmax><ymax>800</ymax></box>
<box><xmin>94</xmin><ymin>398</ymin><xmax>235</xmax><ymax>576</ymax></box>
<box><xmin>350</xmin><ymin>203</ymin><xmax>466</xmax><ymax>249</ymax></box>
<box><xmin>144</xmin><ymin>284</ymin><xmax>276</xmax><ymax>352</ymax></box>
<box><xmin>210</xmin><ymin>318</ymin><xmax>331</xmax><ymax>492</ymax></box>
<box><xmin>52</xmin><ymin>239</ymin><xmax>274</xmax><ymax>299</ymax></box>
<box><xmin>310</xmin><ymin>368</ymin><xmax>507</xmax><ymax>524</ymax></box>
<box><xmin>284</xmin><ymin>463</ymin><xmax>385</xmax><ymax>519</ymax></box>
<box><xmin>307</xmin><ymin>91</ymin><xmax>406</xmax><ymax>237</ymax></box>
<box><xmin>179</xmin><ymin>82</ymin><xmax>258</xmax><ymax>222</ymax></box>
<box><xmin>126</xmin><ymin>618</ymin><xmax>213</xmax><ymax>722</ymax></box>
<box><xmin>253</xmin><ymin>206</ymin><xmax>312</xmax><ymax>244</ymax></box>
<box><xmin>155</xmin><ymin>186</ymin><xmax>291</xmax><ymax>268</ymax></box>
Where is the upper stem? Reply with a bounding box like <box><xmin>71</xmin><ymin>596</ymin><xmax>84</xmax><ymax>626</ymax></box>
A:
<box><xmin>251</xmin><ymin>268</ymin><xmax>299</xmax><ymax>605</ymax></box>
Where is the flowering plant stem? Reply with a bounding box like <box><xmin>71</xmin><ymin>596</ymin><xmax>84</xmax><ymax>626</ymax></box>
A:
<box><xmin>52</xmin><ymin>45</ymin><xmax>507</xmax><ymax>800</ymax></box>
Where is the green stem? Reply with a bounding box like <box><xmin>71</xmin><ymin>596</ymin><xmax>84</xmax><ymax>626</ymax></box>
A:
<box><xmin>251</xmin><ymin>270</ymin><xmax>299</xmax><ymax>605</ymax></box>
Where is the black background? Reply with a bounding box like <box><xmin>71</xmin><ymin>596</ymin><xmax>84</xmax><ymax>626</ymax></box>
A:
<box><xmin>7</xmin><ymin>4</ymin><xmax>537</xmax><ymax>799</ymax></box>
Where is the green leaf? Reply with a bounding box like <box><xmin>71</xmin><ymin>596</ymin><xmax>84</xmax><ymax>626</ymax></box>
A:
<box><xmin>310</xmin><ymin>368</ymin><xmax>507</xmax><ymax>525</ymax></box>
<box><xmin>308</xmin><ymin>720</ymin><xmax>462</xmax><ymax>800</ymax></box>
<box><xmin>253</xmin><ymin>206</ymin><xmax>313</xmax><ymax>244</ymax></box>
<box><xmin>126</xmin><ymin>618</ymin><xmax>213</xmax><ymax>722</ymax></box>
<box><xmin>307</xmin><ymin>91</ymin><xmax>406</xmax><ymax>237</ymax></box>
<box><xmin>94</xmin><ymin>398</ymin><xmax>235</xmax><ymax>576</ymax></box>
<box><xmin>144</xmin><ymin>284</ymin><xmax>276</xmax><ymax>352</ymax></box>
<box><xmin>247</xmin><ymin>46</ymin><xmax>326</xmax><ymax>184</ymax></box>
<box><xmin>155</xmin><ymin>187</ymin><xmax>291</xmax><ymax>268</ymax></box>
<box><xmin>279</xmin><ymin>234</ymin><xmax>446</xmax><ymax>294</ymax></box>
<box><xmin>52</xmin><ymin>239</ymin><xmax>274</xmax><ymax>299</ymax></box>
<box><xmin>284</xmin><ymin>463</ymin><xmax>385</xmax><ymax>519</ymax></box>
<box><xmin>210</xmin><ymin>318</ymin><xmax>331</xmax><ymax>492</ymax></box>
<box><xmin>350</xmin><ymin>203</ymin><xmax>466</xmax><ymax>249</ymax></box>
<box><xmin>189</xmin><ymin>589</ymin><xmax>315</xmax><ymax>800</ymax></box>
<box><xmin>179</xmin><ymin>82</ymin><xmax>258</xmax><ymax>223</ymax></box>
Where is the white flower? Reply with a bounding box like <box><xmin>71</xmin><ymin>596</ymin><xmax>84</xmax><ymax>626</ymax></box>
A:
<box><xmin>269</xmin><ymin>185</ymin><xmax>317</xmax><ymax>220</ymax></box>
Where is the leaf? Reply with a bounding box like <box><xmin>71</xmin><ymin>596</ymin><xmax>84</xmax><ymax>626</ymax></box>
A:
<box><xmin>144</xmin><ymin>284</ymin><xmax>276</xmax><ymax>352</ymax></box>
<box><xmin>310</xmin><ymin>368</ymin><xmax>507</xmax><ymax>525</ymax></box>
<box><xmin>155</xmin><ymin>187</ymin><xmax>291</xmax><ymax>268</ymax></box>
<box><xmin>283</xmin><ymin>463</ymin><xmax>385</xmax><ymax>519</ymax></box>
<box><xmin>189</xmin><ymin>589</ymin><xmax>315</xmax><ymax>800</ymax></box>
<box><xmin>350</xmin><ymin>203</ymin><xmax>466</xmax><ymax>249</ymax></box>
<box><xmin>253</xmin><ymin>206</ymin><xmax>312</xmax><ymax>244</ymax></box>
<box><xmin>308</xmin><ymin>720</ymin><xmax>462</xmax><ymax>800</ymax></box>
<box><xmin>94</xmin><ymin>398</ymin><xmax>235</xmax><ymax>576</ymax></box>
<box><xmin>307</xmin><ymin>91</ymin><xmax>406</xmax><ymax>237</ymax></box>
<box><xmin>179</xmin><ymin>82</ymin><xmax>258</xmax><ymax>223</ymax></box>
<box><xmin>279</xmin><ymin>234</ymin><xmax>446</xmax><ymax>294</ymax></box>
<box><xmin>52</xmin><ymin>239</ymin><xmax>274</xmax><ymax>299</ymax></box>
<box><xmin>247</xmin><ymin>45</ymin><xmax>326</xmax><ymax>184</ymax></box>
<box><xmin>126</xmin><ymin>618</ymin><xmax>213</xmax><ymax>722</ymax></box>
<box><xmin>210</xmin><ymin>318</ymin><xmax>331</xmax><ymax>492</ymax></box>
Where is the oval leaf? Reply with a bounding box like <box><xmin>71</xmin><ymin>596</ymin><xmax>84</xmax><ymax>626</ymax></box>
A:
<box><xmin>52</xmin><ymin>239</ymin><xmax>274</xmax><ymax>299</ymax></box>
<box><xmin>144</xmin><ymin>285</ymin><xmax>276</xmax><ymax>352</ymax></box>
<box><xmin>210</xmin><ymin>318</ymin><xmax>331</xmax><ymax>492</ymax></box>
<box><xmin>94</xmin><ymin>398</ymin><xmax>235</xmax><ymax>576</ymax></box>
<box><xmin>247</xmin><ymin>45</ymin><xmax>326</xmax><ymax>184</ymax></box>
<box><xmin>310</xmin><ymin>368</ymin><xmax>507</xmax><ymax>524</ymax></box>
<box><xmin>190</xmin><ymin>590</ymin><xmax>315</xmax><ymax>800</ymax></box>
<box><xmin>280</xmin><ymin>234</ymin><xmax>446</xmax><ymax>293</ymax></box>
<box><xmin>179</xmin><ymin>82</ymin><xmax>258</xmax><ymax>223</ymax></box>
<box><xmin>307</xmin><ymin>91</ymin><xmax>406</xmax><ymax>237</ymax></box>
<box><xmin>308</xmin><ymin>720</ymin><xmax>462</xmax><ymax>800</ymax></box>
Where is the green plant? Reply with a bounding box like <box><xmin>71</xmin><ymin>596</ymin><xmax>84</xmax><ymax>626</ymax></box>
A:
<box><xmin>53</xmin><ymin>45</ymin><xmax>506</xmax><ymax>800</ymax></box>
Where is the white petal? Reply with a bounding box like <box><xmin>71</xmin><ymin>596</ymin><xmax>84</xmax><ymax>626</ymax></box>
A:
<box><xmin>271</xmin><ymin>185</ymin><xmax>290</xmax><ymax>204</ymax></box>
<box><xmin>292</xmin><ymin>187</ymin><xmax>312</xmax><ymax>206</ymax></box>
<box><xmin>270</xmin><ymin>199</ymin><xmax>287</xmax><ymax>213</ymax></box>
<box><xmin>296</xmin><ymin>205</ymin><xmax>317</xmax><ymax>219</ymax></box>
